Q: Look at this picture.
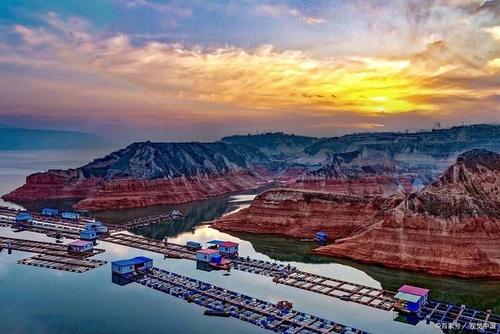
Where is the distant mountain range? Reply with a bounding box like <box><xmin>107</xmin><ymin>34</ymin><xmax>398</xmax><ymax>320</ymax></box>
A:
<box><xmin>0</xmin><ymin>124</ymin><xmax>109</xmax><ymax>150</ymax></box>
<box><xmin>3</xmin><ymin>124</ymin><xmax>500</xmax><ymax>209</ymax></box>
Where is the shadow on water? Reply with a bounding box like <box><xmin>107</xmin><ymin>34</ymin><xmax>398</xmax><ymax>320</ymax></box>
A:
<box><xmin>13</xmin><ymin>198</ymin><xmax>82</xmax><ymax>212</ymax></box>
<box><xmin>231</xmin><ymin>232</ymin><xmax>500</xmax><ymax>313</ymax></box>
<box><xmin>91</xmin><ymin>188</ymin><xmax>269</xmax><ymax>239</ymax></box>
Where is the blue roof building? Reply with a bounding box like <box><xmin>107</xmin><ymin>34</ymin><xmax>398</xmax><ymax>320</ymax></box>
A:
<box><xmin>15</xmin><ymin>212</ymin><xmax>33</xmax><ymax>224</ymax></box>
<box><xmin>315</xmin><ymin>232</ymin><xmax>328</xmax><ymax>243</ymax></box>
<box><xmin>79</xmin><ymin>228</ymin><xmax>97</xmax><ymax>241</ymax></box>
<box><xmin>111</xmin><ymin>256</ymin><xmax>153</xmax><ymax>275</ymax></box>
<box><xmin>85</xmin><ymin>221</ymin><xmax>108</xmax><ymax>234</ymax></box>
<box><xmin>41</xmin><ymin>208</ymin><xmax>59</xmax><ymax>216</ymax></box>
<box><xmin>186</xmin><ymin>241</ymin><xmax>202</xmax><ymax>251</ymax></box>
<box><xmin>62</xmin><ymin>212</ymin><xmax>80</xmax><ymax>220</ymax></box>
<box><xmin>207</xmin><ymin>240</ymin><xmax>225</xmax><ymax>248</ymax></box>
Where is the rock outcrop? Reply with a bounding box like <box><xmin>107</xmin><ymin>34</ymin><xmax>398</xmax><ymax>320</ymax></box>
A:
<box><xmin>215</xmin><ymin>150</ymin><xmax>500</xmax><ymax>278</ymax></box>
<box><xmin>291</xmin><ymin>149</ymin><xmax>406</xmax><ymax>195</ymax></box>
<box><xmin>74</xmin><ymin>172</ymin><xmax>263</xmax><ymax>210</ymax></box>
<box><xmin>3</xmin><ymin>141</ymin><xmax>271</xmax><ymax>210</ymax></box>
<box><xmin>213</xmin><ymin>189</ymin><xmax>385</xmax><ymax>239</ymax></box>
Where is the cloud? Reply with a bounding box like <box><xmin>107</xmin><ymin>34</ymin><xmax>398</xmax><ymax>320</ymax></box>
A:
<box><xmin>0</xmin><ymin>7</ymin><xmax>498</xmax><ymax>140</ymax></box>
<box><xmin>483</xmin><ymin>26</ymin><xmax>500</xmax><ymax>40</ymax></box>
<box><xmin>254</xmin><ymin>4</ymin><xmax>326</xmax><ymax>25</ymax></box>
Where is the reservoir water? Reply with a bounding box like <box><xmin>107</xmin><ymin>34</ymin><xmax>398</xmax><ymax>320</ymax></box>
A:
<box><xmin>0</xmin><ymin>149</ymin><xmax>498</xmax><ymax>334</ymax></box>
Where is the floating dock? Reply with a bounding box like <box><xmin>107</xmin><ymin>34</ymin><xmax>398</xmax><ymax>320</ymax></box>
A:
<box><xmin>273</xmin><ymin>271</ymin><xmax>394</xmax><ymax>311</ymax></box>
<box><xmin>0</xmin><ymin>236</ymin><xmax>104</xmax><ymax>258</ymax></box>
<box><xmin>0</xmin><ymin>208</ymin><xmax>176</xmax><ymax>234</ymax></box>
<box><xmin>124</xmin><ymin>213</ymin><xmax>175</xmax><ymax>230</ymax></box>
<box><xmin>121</xmin><ymin>267</ymin><xmax>371</xmax><ymax>334</ymax></box>
<box><xmin>18</xmin><ymin>254</ymin><xmax>106</xmax><ymax>273</ymax></box>
<box><xmin>421</xmin><ymin>300</ymin><xmax>500</xmax><ymax>334</ymax></box>
<box><xmin>104</xmin><ymin>233</ymin><xmax>195</xmax><ymax>260</ymax></box>
<box><xmin>0</xmin><ymin>236</ymin><xmax>106</xmax><ymax>273</ymax></box>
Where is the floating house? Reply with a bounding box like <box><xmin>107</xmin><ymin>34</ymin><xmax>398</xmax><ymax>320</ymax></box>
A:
<box><xmin>79</xmin><ymin>228</ymin><xmax>97</xmax><ymax>241</ymax></box>
<box><xmin>111</xmin><ymin>256</ymin><xmax>153</xmax><ymax>275</ymax></box>
<box><xmin>206</xmin><ymin>240</ymin><xmax>239</xmax><ymax>257</ymax></box>
<box><xmin>186</xmin><ymin>241</ymin><xmax>202</xmax><ymax>251</ymax></box>
<box><xmin>207</xmin><ymin>240</ymin><xmax>224</xmax><ymax>249</ymax></box>
<box><xmin>61</xmin><ymin>211</ymin><xmax>80</xmax><ymax>220</ymax></box>
<box><xmin>394</xmin><ymin>285</ymin><xmax>429</xmax><ymax>313</ymax></box>
<box><xmin>196</xmin><ymin>249</ymin><xmax>220</xmax><ymax>263</ymax></box>
<box><xmin>315</xmin><ymin>232</ymin><xmax>328</xmax><ymax>243</ymax></box>
<box><xmin>15</xmin><ymin>212</ymin><xmax>33</xmax><ymax>224</ymax></box>
<box><xmin>218</xmin><ymin>241</ymin><xmax>239</xmax><ymax>257</ymax></box>
<box><xmin>85</xmin><ymin>221</ymin><xmax>108</xmax><ymax>234</ymax></box>
<box><xmin>67</xmin><ymin>240</ymin><xmax>93</xmax><ymax>253</ymax></box>
<box><xmin>41</xmin><ymin>208</ymin><xmax>59</xmax><ymax>216</ymax></box>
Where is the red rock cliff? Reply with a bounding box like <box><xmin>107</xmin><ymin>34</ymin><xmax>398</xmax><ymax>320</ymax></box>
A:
<box><xmin>213</xmin><ymin>188</ymin><xmax>384</xmax><ymax>239</ymax></box>
<box><xmin>2</xmin><ymin>169</ymin><xmax>102</xmax><ymax>201</ymax></box>
<box><xmin>215</xmin><ymin>150</ymin><xmax>500</xmax><ymax>278</ymax></box>
<box><xmin>74</xmin><ymin>172</ymin><xmax>264</xmax><ymax>210</ymax></box>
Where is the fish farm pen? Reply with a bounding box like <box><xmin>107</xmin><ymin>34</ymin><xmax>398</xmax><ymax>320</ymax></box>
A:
<box><xmin>104</xmin><ymin>233</ymin><xmax>196</xmax><ymax>260</ymax></box>
<box><xmin>104</xmin><ymin>233</ymin><xmax>394</xmax><ymax>310</ymax></box>
<box><xmin>18</xmin><ymin>254</ymin><xmax>106</xmax><ymax>273</ymax></box>
<box><xmin>117</xmin><ymin>267</ymin><xmax>371</xmax><ymax>334</ymax></box>
<box><xmin>421</xmin><ymin>301</ymin><xmax>500</xmax><ymax>334</ymax></box>
<box><xmin>273</xmin><ymin>272</ymin><xmax>394</xmax><ymax>311</ymax></box>
<box><xmin>102</xmin><ymin>233</ymin><xmax>500</xmax><ymax>331</ymax></box>
<box><xmin>0</xmin><ymin>236</ymin><xmax>104</xmax><ymax>258</ymax></box>
<box><xmin>0</xmin><ymin>236</ymin><xmax>106</xmax><ymax>273</ymax></box>
<box><xmin>0</xmin><ymin>207</ymin><xmax>179</xmax><ymax>233</ymax></box>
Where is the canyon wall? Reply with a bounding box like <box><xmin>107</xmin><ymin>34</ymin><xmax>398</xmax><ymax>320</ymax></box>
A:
<box><xmin>214</xmin><ymin>188</ymin><xmax>384</xmax><ymax>239</ymax></box>
<box><xmin>215</xmin><ymin>150</ymin><xmax>500</xmax><ymax>278</ymax></box>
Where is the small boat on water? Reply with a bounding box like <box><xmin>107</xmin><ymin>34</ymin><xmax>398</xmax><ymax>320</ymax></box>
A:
<box><xmin>277</xmin><ymin>300</ymin><xmax>293</xmax><ymax>310</ymax></box>
<box><xmin>204</xmin><ymin>309</ymin><xmax>230</xmax><ymax>317</ymax></box>
<box><xmin>171</xmin><ymin>209</ymin><xmax>183</xmax><ymax>218</ymax></box>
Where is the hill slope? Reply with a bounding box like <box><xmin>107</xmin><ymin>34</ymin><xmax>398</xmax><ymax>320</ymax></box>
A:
<box><xmin>314</xmin><ymin>149</ymin><xmax>500</xmax><ymax>278</ymax></box>
<box><xmin>2</xmin><ymin>141</ymin><xmax>273</xmax><ymax>210</ymax></box>
<box><xmin>215</xmin><ymin>150</ymin><xmax>500</xmax><ymax>278</ymax></box>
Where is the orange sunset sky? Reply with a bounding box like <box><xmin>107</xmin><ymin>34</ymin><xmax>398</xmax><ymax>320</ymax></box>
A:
<box><xmin>0</xmin><ymin>0</ymin><xmax>499</xmax><ymax>141</ymax></box>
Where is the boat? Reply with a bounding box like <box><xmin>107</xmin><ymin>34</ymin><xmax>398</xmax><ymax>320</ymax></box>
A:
<box><xmin>277</xmin><ymin>300</ymin><xmax>293</xmax><ymax>310</ymax></box>
<box><xmin>170</xmin><ymin>209</ymin><xmax>183</xmax><ymax>218</ymax></box>
<box><xmin>204</xmin><ymin>309</ymin><xmax>230</xmax><ymax>317</ymax></box>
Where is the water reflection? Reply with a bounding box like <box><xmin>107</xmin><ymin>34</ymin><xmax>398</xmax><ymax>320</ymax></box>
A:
<box><xmin>231</xmin><ymin>232</ymin><xmax>500</xmax><ymax>313</ymax></box>
<box><xmin>5</xmin><ymin>185</ymin><xmax>500</xmax><ymax>314</ymax></box>
<box><xmin>93</xmin><ymin>190</ymin><xmax>262</xmax><ymax>239</ymax></box>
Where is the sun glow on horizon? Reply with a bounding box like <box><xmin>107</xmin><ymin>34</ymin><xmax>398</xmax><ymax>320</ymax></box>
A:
<box><xmin>0</xmin><ymin>1</ymin><xmax>498</xmax><ymax>138</ymax></box>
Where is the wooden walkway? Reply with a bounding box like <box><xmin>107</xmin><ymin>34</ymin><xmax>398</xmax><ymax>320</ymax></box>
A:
<box><xmin>123</xmin><ymin>213</ymin><xmax>176</xmax><ymax>230</ymax></box>
<box><xmin>125</xmin><ymin>267</ymin><xmax>371</xmax><ymax>334</ymax></box>
<box><xmin>104</xmin><ymin>233</ymin><xmax>195</xmax><ymax>260</ymax></box>
<box><xmin>18</xmin><ymin>254</ymin><xmax>106</xmax><ymax>273</ymax></box>
<box><xmin>274</xmin><ymin>272</ymin><xmax>394</xmax><ymax>311</ymax></box>
<box><xmin>0</xmin><ymin>236</ymin><xmax>104</xmax><ymax>258</ymax></box>
<box><xmin>0</xmin><ymin>236</ymin><xmax>107</xmax><ymax>273</ymax></box>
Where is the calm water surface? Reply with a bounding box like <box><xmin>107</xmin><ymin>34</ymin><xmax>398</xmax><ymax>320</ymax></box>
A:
<box><xmin>0</xmin><ymin>150</ymin><xmax>498</xmax><ymax>334</ymax></box>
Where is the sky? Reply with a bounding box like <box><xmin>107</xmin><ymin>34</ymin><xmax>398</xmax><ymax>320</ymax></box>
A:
<box><xmin>0</xmin><ymin>0</ymin><xmax>499</xmax><ymax>142</ymax></box>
